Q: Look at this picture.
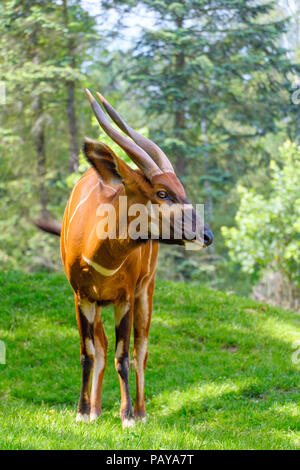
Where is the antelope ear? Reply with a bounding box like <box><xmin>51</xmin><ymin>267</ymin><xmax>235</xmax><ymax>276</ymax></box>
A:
<box><xmin>83</xmin><ymin>137</ymin><xmax>134</xmax><ymax>186</ymax></box>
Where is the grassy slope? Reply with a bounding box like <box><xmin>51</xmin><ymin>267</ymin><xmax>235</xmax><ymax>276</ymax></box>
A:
<box><xmin>0</xmin><ymin>271</ymin><xmax>299</xmax><ymax>450</ymax></box>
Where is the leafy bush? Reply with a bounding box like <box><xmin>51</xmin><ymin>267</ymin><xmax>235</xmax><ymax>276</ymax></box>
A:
<box><xmin>222</xmin><ymin>141</ymin><xmax>300</xmax><ymax>309</ymax></box>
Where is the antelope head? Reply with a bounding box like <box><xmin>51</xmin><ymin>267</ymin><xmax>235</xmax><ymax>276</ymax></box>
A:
<box><xmin>84</xmin><ymin>89</ymin><xmax>213</xmax><ymax>250</ymax></box>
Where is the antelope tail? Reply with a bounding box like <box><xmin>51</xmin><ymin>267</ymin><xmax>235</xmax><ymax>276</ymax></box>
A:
<box><xmin>35</xmin><ymin>218</ymin><xmax>62</xmax><ymax>237</ymax></box>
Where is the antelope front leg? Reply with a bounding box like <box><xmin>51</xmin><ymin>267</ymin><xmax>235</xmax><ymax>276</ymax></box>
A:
<box><xmin>133</xmin><ymin>277</ymin><xmax>154</xmax><ymax>421</ymax></box>
<box><xmin>114</xmin><ymin>300</ymin><xmax>135</xmax><ymax>428</ymax></box>
<box><xmin>75</xmin><ymin>296</ymin><xmax>96</xmax><ymax>423</ymax></box>
<box><xmin>90</xmin><ymin>304</ymin><xmax>108</xmax><ymax>421</ymax></box>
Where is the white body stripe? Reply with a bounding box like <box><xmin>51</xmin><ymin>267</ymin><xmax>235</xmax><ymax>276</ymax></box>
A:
<box><xmin>65</xmin><ymin>173</ymin><xmax>92</xmax><ymax>248</ymax></box>
<box><xmin>83</xmin><ymin>255</ymin><xmax>126</xmax><ymax>277</ymax></box>
<box><xmin>67</xmin><ymin>182</ymin><xmax>99</xmax><ymax>243</ymax></box>
<box><xmin>137</xmin><ymin>241</ymin><xmax>153</xmax><ymax>290</ymax></box>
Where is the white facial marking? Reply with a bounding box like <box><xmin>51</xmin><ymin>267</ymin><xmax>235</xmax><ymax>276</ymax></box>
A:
<box><xmin>184</xmin><ymin>240</ymin><xmax>204</xmax><ymax>251</ymax></box>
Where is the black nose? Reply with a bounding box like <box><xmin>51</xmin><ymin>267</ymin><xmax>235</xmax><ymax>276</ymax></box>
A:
<box><xmin>204</xmin><ymin>229</ymin><xmax>213</xmax><ymax>247</ymax></box>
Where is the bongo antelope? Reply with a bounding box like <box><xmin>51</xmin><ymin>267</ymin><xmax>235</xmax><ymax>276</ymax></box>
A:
<box><xmin>38</xmin><ymin>89</ymin><xmax>213</xmax><ymax>427</ymax></box>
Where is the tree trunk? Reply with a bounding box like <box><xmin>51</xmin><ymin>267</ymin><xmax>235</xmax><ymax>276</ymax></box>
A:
<box><xmin>173</xmin><ymin>16</ymin><xmax>186</xmax><ymax>177</ymax></box>
<box><xmin>66</xmin><ymin>80</ymin><xmax>79</xmax><ymax>172</ymax></box>
<box><xmin>63</xmin><ymin>0</ymin><xmax>79</xmax><ymax>173</ymax></box>
<box><xmin>33</xmin><ymin>94</ymin><xmax>48</xmax><ymax>219</ymax></box>
<box><xmin>30</xmin><ymin>30</ymin><xmax>48</xmax><ymax>219</ymax></box>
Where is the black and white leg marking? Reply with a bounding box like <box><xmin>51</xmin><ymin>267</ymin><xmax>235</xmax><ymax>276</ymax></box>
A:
<box><xmin>76</xmin><ymin>298</ymin><xmax>96</xmax><ymax>423</ymax></box>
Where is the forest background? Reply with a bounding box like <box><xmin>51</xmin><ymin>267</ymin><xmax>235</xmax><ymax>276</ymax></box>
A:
<box><xmin>1</xmin><ymin>0</ymin><xmax>300</xmax><ymax>310</ymax></box>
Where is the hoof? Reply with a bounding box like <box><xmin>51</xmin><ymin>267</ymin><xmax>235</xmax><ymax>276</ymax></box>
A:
<box><xmin>122</xmin><ymin>418</ymin><xmax>135</xmax><ymax>429</ymax></box>
<box><xmin>134</xmin><ymin>410</ymin><xmax>146</xmax><ymax>423</ymax></box>
<box><xmin>90</xmin><ymin>409</ymin><xmax>101</xmax><ymax>422</ymax></box>
<box><xmin>76</xmin><ymin>413</ymin><xmax>90</xmax><ymax>423</ymax></box>
<box><xmin>135</xmin><ymin>415</ymin><xmax>146</xmax><ymax>423</ymax></box>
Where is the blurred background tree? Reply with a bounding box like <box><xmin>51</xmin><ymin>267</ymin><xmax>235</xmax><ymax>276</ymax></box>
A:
<box><xmin>0</xmin><ymin>0</ymin><xmax>105</xmax><ymax>270</ymax></box>
<box><xmin>0</xmin><ymin>0</ymin><xmax>299</xmax><ymax>309</ymax></box>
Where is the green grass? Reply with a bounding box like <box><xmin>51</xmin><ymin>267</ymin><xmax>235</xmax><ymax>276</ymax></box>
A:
<box><xmin>0</xmin><ymin>271</ymin><xmax>299</xmax><ymax>450</ymax></box>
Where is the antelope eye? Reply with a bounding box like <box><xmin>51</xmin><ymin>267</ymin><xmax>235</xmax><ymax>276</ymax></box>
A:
<box><xmin>156</xmin><ymin>190</ymin><xmax>168</xmax><ymax>199</ymax></box>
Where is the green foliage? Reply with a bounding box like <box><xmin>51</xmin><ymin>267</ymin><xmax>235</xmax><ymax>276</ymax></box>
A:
<box><xmin>222</xmin><ymin>141</ymin><xmax>300</xmax><ymax>300</ymax></box>
<box><xmin>0</xmin><ymin>272</ymin><xmax>299</xmax><ymax>449</ymax></box>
